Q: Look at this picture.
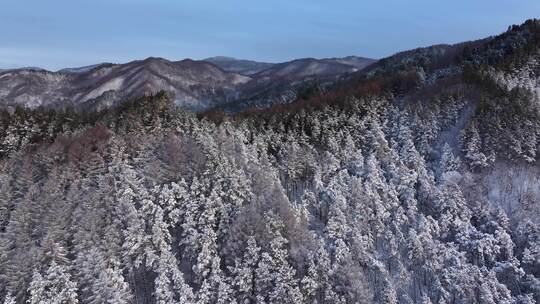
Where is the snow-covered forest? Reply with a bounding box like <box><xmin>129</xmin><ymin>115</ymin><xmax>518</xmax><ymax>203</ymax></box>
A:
<box><xmin>0</xmin><ymin>19</ymin><xmax>540</xmax><ymax>304</ymax></box>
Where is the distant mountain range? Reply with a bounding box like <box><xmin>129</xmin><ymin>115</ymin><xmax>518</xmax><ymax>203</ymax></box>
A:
<box><xmin>204</xmin><ymin>56</ymin><xmax>374</xmax><ymax>77</ymax></box>
<box><xmin>0</xmin><ymin>56</ymin><xmax>376</xmax><ymax>112</ymax></box>
<box><xmin>203</xmin><ymin>56</ymin><xmax>275</xmax><ymax>75</ymax></box>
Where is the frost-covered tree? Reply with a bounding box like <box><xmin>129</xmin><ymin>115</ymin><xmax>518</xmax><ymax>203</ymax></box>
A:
<box><xmin>439</xmin><ymin>142</ymin><xmax>461</xmax><ymax>174</ymax></box>
<box><xmin>255</xmin><ymin>214</ymin><xmax>303</xmax><ymax>304</ymax></box>
<box><xmin>2</xmin><ymin>293</ymin><xmax>15</xmax><ymax>304</ymax></box>
<box><xmin>87</xmin><ymin>259</ymin><xmax>132</xmax><ymax>304</ymax></box>
<box><xmin>463</xmin><ymin>122</ymin><xmax>488</xmax><ymax>169</ymax></box>
<box><xmin>231</xmin><ymin>236</ymin><xmax>260</xmax><ymax>303</ymax></box>
<box><xmin>27</xmin><ymin>261</ymin><xmax>79</xmax><ymax>304</ymax></box>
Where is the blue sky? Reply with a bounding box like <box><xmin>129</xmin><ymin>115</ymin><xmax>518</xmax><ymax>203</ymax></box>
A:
<box><xmin>1</xmin><ymin>0</ymin><xmax>539</xmax><ymax>70</ymax></box>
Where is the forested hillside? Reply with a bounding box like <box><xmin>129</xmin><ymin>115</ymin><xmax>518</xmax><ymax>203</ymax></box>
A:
<box><xmin>0</xmin><ymin>20</ymin><xmax>540</xmax><ymax>304</ymax></box>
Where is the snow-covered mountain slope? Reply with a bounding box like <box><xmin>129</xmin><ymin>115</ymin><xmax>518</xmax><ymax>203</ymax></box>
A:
<box><xmin>0</xmin><ymin>69</ymin><xmax>73</xmax><ymax>108</ymax></box>
<box><xmin>57</xmin><ymin>63</ymin><xmax>110</xmax><ymax>74</ymax></box>
<box><xmin>321</xmin><ymin>56</ymin><xmax>376</xmax><ymax>70</ymax></box>
<box><xmin>0</xmin><ymin>57</ymin><xmax>251</xmax><ymax>111</ymax></box>
<box><xmin>205</xmin><ymin>56</ymin><xmax>376</xmax><ymax>78</ymax></box>
<box><xmin>253</xmin><ymin>57</ymin><xmax>374</xmax><ymax>81</ymax></box>
<box><xmin>203</xmin><ymin>56</ymin><xmax>275</xmax><ymax>75</ymax></box>
<box><xmin>489</xmin><ymin>54</ymin><xmax>540</xmax><ymax>96</ymax></box>
<box><xmin>213</xmin><ymin>56</ymin><xmax>376</xmax><ymax>112</ymax></box>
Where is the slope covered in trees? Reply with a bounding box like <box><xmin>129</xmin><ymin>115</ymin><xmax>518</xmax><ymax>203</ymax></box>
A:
<box><xmin>0</xmin><ymin>19</ymin><xmax>540</xmax><ymax>304</ymax></box>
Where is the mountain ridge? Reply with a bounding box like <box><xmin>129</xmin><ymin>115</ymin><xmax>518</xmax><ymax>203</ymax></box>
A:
<box><xmin>0</xmin><ymin>55</ymin><xmax>376</xmax><ymax>112</ymax></box>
